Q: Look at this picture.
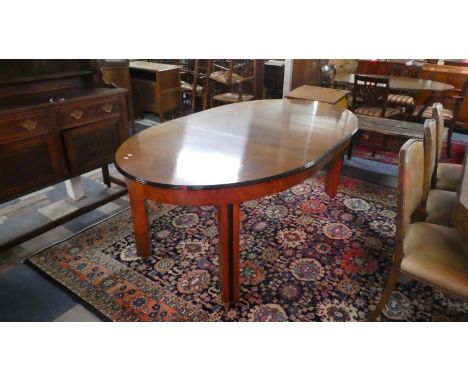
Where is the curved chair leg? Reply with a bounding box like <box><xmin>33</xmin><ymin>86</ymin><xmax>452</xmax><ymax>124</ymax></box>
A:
<box><xmin>369</xmin><ymin>266</ymin><xmax>401</xmax><ymax>321</ymax></box>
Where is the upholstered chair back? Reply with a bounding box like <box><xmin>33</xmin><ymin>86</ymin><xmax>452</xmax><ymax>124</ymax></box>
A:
<box><xmin>422</xmin><ymin>119</ymin><xmax>437</xmax><ymax>202</ymax></box>
<box><xmin>431</xmin><ymin>103</ymin><xmax>445</xmax><ymax>160</ymax></box>
<box><xmin>398</xmin><ymin>139</ymin><xmax>425</xmax><ymax>236</ymax></box>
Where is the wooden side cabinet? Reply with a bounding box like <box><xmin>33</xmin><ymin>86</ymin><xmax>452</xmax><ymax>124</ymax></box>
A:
<box><xmin>0</xmin><ymin>60</ymin><xmax>129</xmax><ymax>204</ymax></box>
<box><xmin>129</xmin><ymin>61</ymin><xmax>182</xmax><ymax>122</ymax></box>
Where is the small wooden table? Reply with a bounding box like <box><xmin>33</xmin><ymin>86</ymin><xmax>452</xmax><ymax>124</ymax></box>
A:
<box><xmin>452</xmin><ymin>143</ymin><xmax>468</xmax><ymax>236</ymax></box>
<box><xmin>286</xmin><ymin>85</ymin><xmax>350</xmax><ymax>108</ymax></box>
<box><xmin>129</xmin><ymin>61</ymin><xmax>182</xmax><ymax>122</ymax></box>
<box><xmin>115</xmin><ymin>99</ymin><xmax>358</xmax><ymax>304</ymax></box>
<box><xmin>348</xmin><ymin>115</ymin><xmax>424</xmax><ymax>159</ymax></box>
<box><xmin>335</xmin><ymin>73</ymin><xmax>454</xmax><ymax>92</ymax></box>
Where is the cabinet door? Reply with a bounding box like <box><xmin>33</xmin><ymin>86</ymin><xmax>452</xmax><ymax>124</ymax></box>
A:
<box><xmin>0</xmin><ymin>135</ymin><xmax>67</xmax><ymax>201</ymax></box>
<box><xmin>62</xmin><ymin>117</ymin><xmax>122</xmax><ymax>176</ymax></box>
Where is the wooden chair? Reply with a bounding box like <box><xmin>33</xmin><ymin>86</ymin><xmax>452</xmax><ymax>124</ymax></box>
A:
<box><xmin>387</xmin><ymin>64</ymin><xmax>422</xmax><ymax>119</ymax></box>
<box><xmin>412</xmin><ymin>79</ymin><xmax>468</xmax><ymax>157</ymax></box>
<box><xmin>370</xmin><ymin>138</ymin><xmax>468</xmax><ymax>321</ymax></box>
<box><xmin>204</xmin><ymin>59</ymin><xmax>256</xmax><ymax>109</ymax></box>
<box><xmin>351</xmin><ymin>75</ymin><xmax>402</xmax><ymax>119</ymax></box>
<box><xmin>180</xmin><ymin>59</ymin><xmax>208</xmax><ymax>112</ymax></box>
<box><xmin>422</xmin><ymin>119</ymin><xmax>458</xmax><ymax>227</ymax></box>
<box><xmin>431</xmin><ymin>103</ymin><xmax>464</xmax><ymax>192</ymax></box>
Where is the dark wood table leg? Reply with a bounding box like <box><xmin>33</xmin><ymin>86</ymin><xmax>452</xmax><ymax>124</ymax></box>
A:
<box><xmin>217</xmin><ymin>203</ymin><xmax>240</xmax><ymax>304</ymax></box>
<box><xmin>101</xmin><ymin>165</ymin><xmax>111</xmax><ymax>188</ymax></box>
<box><xmin>127</xmin><ymin>180</ymin><xmax>152</xmax><ymax>257</ymax></box>
<box><xmin>325</xmin><ymin>151</ymin><xmax>344</xmax><ymax>197</ymax></box>
<box><xmin>347</xmin><ymin>141</ymin><xmax>354</xmax><ymax>160</ymax></box>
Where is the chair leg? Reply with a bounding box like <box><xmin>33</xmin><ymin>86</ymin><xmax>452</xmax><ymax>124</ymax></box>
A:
<box><xmin>347</xmin><ymin>141</ymin><xmax>354</xmax><ymax>160</ymax></box>
<box><xmin>191</xmin><ymin>92</ymin><xmax>197</xmax><ymax>113</ymax></box>
<box><xmin>369</xmin><ymin>265</ymin><xmax>401</xmax><ymax>321</ymax></box>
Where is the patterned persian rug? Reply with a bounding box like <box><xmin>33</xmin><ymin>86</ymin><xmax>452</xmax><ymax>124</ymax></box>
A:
<box><xmin>28</xmin><ymin>174</ymin><xmax>468</xmax><ymax>322</ymax></box>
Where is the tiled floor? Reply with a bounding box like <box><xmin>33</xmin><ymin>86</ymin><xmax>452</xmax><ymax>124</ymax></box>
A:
<box><xmin>0</xmin><ymin>166</ymin><xmax>129</xmax><ymax>269</ymax></box>
<box><xmin>0</xmin><ymin>108</ymin><xmax>466</xmax><ymax>322</ymax></box>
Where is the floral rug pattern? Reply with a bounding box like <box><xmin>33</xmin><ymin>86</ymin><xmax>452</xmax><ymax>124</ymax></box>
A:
<box><xmin>29</xmin><ymin>174</ymin><xmax>468</xmax><ymax>321</ymax></box>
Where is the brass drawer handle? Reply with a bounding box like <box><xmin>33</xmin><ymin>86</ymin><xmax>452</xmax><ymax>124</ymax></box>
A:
<box><xmin>70</xmin><ymin>109</ymin><xmax>83</xmax><ymax>120</ymax></box>
<box><xmin>102</xmin><ymin>103</ymin><xmax>113</xmax><ymax>113</ymax></box>
<box><xmin>21</xmin><ymin>119</ymin><xmax>37</xmax><ymax>131</ymax></box>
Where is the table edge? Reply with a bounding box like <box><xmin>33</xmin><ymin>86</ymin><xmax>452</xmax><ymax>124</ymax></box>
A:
<box><xmin>115</xmin><ymin>133</ymin><xmax>356</xmax><ymax>191</ymax></box>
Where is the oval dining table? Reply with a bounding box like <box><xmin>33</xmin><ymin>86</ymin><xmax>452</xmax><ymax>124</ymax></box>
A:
<box><xmin>115</xmin><ymin>99</ymin><xmax>358</xmax><ymax>304</ymax></box>
<box><xmin>334</xmin><ymin>73</ymin><xmax>454</xmax><ymax>92</ymax></box>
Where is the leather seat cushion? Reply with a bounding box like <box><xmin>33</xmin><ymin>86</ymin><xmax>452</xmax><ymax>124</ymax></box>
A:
<box><xmin>403</xmin><ymin>222</ymin><xmax>468</xmax><ymax>298</ymax></box>
<box><xmin>354</xmin><ymin>106</ymin><xmax>402</xmax><ymax>119</ymax></box>
<box><xmin>212</xmin><ymin>92</ymin><xmax>254</xmax><ymax>103</ymax></box>
<box><xmin>426</xmin><ymin>189</ymin><xmax>457</xmax><ymax>226</ymax></box>
<box><xmin>436</xmin><ymin>163</ymin><xmax>463</xmax><ymax>192</ymax></box>
<box><xmin>413</xmin><ymin>105</ymin><xmax>453</xmax><ymax>120</ymax></box>
<box><xmin>387</xmin><ymin>94</ymin><xmax>415</xmax><ymax>106</ymax></box>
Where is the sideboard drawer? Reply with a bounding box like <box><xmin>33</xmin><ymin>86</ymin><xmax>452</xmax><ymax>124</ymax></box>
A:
<box><xmin>57</xmin><ymin>98</ymin><xmax>121</xmax><ymax>128</ymax></box>
<box><xmin>0</xmin><ymin>112</ymin><xmax>53</xmax><ymax>143</ymax></box>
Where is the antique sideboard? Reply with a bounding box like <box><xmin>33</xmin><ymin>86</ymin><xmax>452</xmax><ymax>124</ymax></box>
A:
<box><xmin>0</xmin><ymin>60</ymin><xmax>129</xmax><ymax>203</ymax></box>
<box><xmin>0</xmin><ymin>60</ymin><xmax>130</xmax><ymax>251</ymax></box>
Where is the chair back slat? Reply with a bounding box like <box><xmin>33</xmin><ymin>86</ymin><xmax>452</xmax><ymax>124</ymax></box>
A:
<box><xmin>352</xmin><ymin>74</ymin><xmax>390</xmax><ymax>112</ymax></box>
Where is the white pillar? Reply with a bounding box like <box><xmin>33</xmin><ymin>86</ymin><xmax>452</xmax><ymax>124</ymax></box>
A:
<box><xmin>65</xmin><ymin>176</ymin><xmax>85</xmax><ymax>201</ymax></box>
<box><xmin>282</xmin><ymin>59</ymin><xmax>294</xmax><ymax>97</ymax></box>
